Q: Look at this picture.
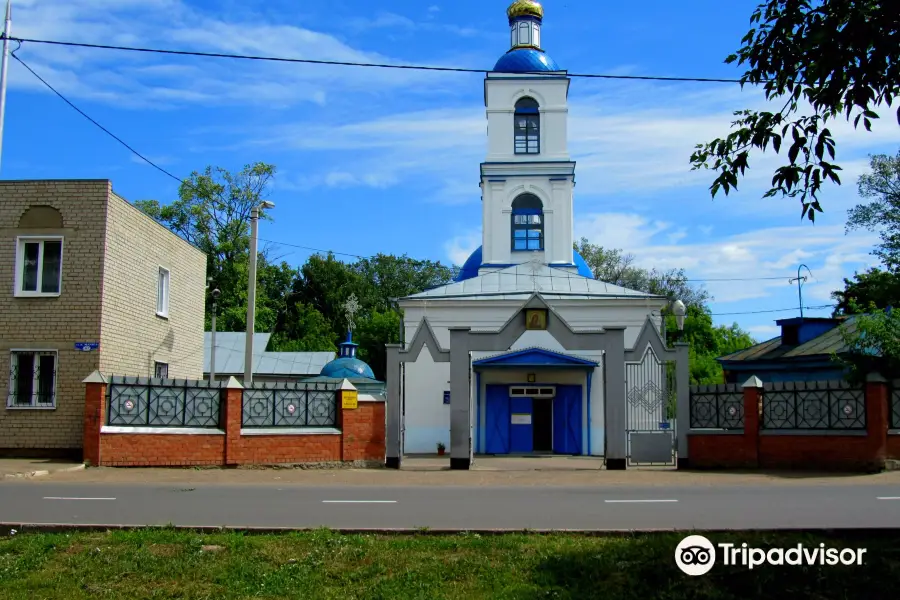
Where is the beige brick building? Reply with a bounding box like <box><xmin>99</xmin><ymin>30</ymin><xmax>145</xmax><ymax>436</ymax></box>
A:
<box><xmin>0</xmin><ymin>180</ymin><xmax>207</xmax><ymax>456</ymax></box>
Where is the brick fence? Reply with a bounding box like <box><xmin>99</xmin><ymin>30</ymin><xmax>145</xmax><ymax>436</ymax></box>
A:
<box><xmin>82</xmin><ymin>372</ymin><xmax>386</xmax><ymax>467</ymax></box>
<box><xmin>686</xmin><ymin>374</ymin><xmax>900</xmax><ymax>472</ymax></box>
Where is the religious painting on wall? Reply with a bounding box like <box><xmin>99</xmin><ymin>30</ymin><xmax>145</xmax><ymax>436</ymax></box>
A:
<box><xmin>525</xmin><ymin>308</ymin><xmax>548</xmax><ymax>330</ymax></box>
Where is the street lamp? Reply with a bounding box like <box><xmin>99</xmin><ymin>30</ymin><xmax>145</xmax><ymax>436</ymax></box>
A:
<box><xmin>244</xmin><ymin>200</ymin><xmax>275</xmax><ymax>385</ymax></box>
<box><xmin>672</xmin><ymin>299</ymin><xmax>686</xmax><ymax>340</ymax></box>
<box><xmin>209</xmin><ymin>288</ymin><xmax>220</xmax><ymax>384</ymax></box>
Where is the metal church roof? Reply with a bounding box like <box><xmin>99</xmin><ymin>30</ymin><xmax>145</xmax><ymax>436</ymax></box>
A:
<box><xmin>402</xmin><ymin>263</ymin><xmax>663</xmax><ymax>301</ymax></box>
<box><xmin>203</xmin><ymin>332</ymin><xmax>335</xmax><ymax>376</ymax></box>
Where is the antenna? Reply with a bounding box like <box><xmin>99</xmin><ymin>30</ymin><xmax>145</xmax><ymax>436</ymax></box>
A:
<box><xmin>788</xmin><ymin>264</ymin><xmax>813</xmax><ymax>318</ymax></box>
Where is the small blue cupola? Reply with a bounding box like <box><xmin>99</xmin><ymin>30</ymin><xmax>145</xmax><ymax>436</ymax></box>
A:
<box><xmin>319</xmin><ymin>331</ymin><xmax>376</xmax><ymax>380</ymax></box>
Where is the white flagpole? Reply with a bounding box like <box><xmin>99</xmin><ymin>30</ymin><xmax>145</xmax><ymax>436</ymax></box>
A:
<box><xmin>0</xmin><ymin>0</ymin><xmax>11</xmax><ymax>173</ymax></box>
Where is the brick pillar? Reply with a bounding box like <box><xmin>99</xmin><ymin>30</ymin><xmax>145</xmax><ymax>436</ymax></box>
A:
<box><xmin>82</xmin><ymin>371</ymin><xmax>108</xmax><ymax>467</ymax></box>
<box><xmin>338</xmin><ymin>379</ymin><xmax>359</xmax><ymax>462</ymax></box>
<box><xmin>222</xmin><ymin>377</ymin><xmax>244</xmax><ymax>466</ymax></box>
<box><xmin>865</xmin><ymin>373</ymin><xmax>889</xmax><ymax>470</ymax></box>
<box><xmin>741</xmin><ymin>376</ymin><xmax>763</xmax><ymax>468</ymax></box>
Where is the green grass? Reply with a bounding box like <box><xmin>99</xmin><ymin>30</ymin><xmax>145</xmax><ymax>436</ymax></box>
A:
<box><xmin>0</xmin><ymin>529</ymin><xmax>898</xmax><ymax>599</ymax></box>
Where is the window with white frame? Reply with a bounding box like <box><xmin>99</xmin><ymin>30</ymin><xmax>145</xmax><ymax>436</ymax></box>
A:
<box><xmin>157</xmin><ymin>267</ymin><xmax>170</xmax><ymax>317</ymax></box>
<box><xmin>15</xmin><ymin>237</ymin><xmax>63</xmax><ymax>296</ymax></box>
<box><xmin>154</xmin><ymin>361</ymin><xmax>169</xmax><ymax>379</ymax></box>
<box><xmin>8</xmin><ymin>350</ymin><xmax>57</xmax><ymax>408</ymax></box>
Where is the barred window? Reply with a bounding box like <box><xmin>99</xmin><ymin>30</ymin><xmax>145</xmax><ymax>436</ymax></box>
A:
<box><xmin>8</xmin><ymin>350</ymin><xmax>57</xmax><ymax>409</ymax></box>
<box><xmin>15</xmin><ymin>237</ymin><xmax>63</xmax><ymax>297</ymax></box>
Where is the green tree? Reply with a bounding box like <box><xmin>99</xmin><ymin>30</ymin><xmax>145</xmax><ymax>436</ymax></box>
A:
<box><xmin>269</xmin><ymin>302</ymin><xmax>337</xmax><ymax>353</ymax></box>
<box><xmin>690</xmin><ymin>0</ymin><xmax>900</xmax><ymax>221</ymax></box>
<box><xmin>838</xmin><ymin>303</ymin><xmax>900</xmax><ymax>381</ymax></box>
<box><xmin>352</xmin><ymin>254</ymin><xmax>456</xmax><ymax>312</ymax></box>
<box><xmin>135</xmin><ymin>162</ymin><xmax>294</xmax><ymax>338</ymax></box>
<box><xmin>846</xmin><ymin>149</ymin><xmax>900</xmax><ymax>270</ymax></box>
<box><xmin>355</xmin><ymin>310</ymin><xmax>402</xmax><ymax>381</ymax></box>
<box><xmin>832</xmin><ymin>268</ymin><xmax>900</xmax><ymax>316</ymax></box>
<box><xmin>287</xmin><ymin>253</ymin><xmax>371</xmax><ymax>339</ymax></box>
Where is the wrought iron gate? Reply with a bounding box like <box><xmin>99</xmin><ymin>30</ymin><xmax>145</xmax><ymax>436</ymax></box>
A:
<box><xmin>625</xmin><ymin>344</ymin><xmax>676</xmax><ymax>465</ymax></box>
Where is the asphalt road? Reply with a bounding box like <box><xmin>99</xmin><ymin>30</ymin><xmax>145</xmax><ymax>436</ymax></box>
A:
<box><xmin>1</xmin><ymin>482</ymin><xmax>900</xmax><ymax>531</ymax></box>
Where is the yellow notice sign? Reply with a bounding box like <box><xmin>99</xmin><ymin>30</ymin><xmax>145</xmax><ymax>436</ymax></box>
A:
<box><xmin>342</xmin><ymin>390</ymin><xmax>359</xmax><ymax>409</ymax></box>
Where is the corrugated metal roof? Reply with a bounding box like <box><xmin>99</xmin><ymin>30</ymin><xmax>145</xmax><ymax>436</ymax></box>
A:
<box><xmin>718</xmin><ymin>316</ymin><xmax>863</xmax><ymax>362</ymax></box>
<box><xmin>403</xmin><ymin>263</ymin><xmax>663</xmax><ymax>300</ymax></box>
<box><xmin>203</xmin><ymin>332</ymin><xmax>334</xmax><ymax>376</ymax></box>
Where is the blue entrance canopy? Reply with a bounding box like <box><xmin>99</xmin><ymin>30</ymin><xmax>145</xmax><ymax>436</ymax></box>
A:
<box><xmin>473</xmin><ymin>347</ymin><xmax>598</xmax><ymax>369</ymax></box>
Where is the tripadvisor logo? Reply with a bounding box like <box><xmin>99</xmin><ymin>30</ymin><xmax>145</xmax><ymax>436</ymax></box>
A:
<box><xmin>675</xmin><ymin>535</ymin><xmax>867</xmax><ymax>576</ymax></box>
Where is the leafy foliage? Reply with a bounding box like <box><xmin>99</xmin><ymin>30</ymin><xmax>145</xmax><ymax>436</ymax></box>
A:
<box><xmin>832</xmin><ymin>268</ymin><xmax>900</xmax><ymax>316</ymax></box>
<box><xmin>135</xmin><ymin>162</ymin><xmax>297</xmax><ymax>336</ymax></box>
<box><xmin>837</xmin><ymin>303</ymin><xmax>900</xmax><ymax>381</ymax></box>
<box><xmin>846</xmin><ymin>149</ymin><xmax>900</xmax><ymax>270</ymax></box>
<box><xmin>575</xmin><ymin>239</ymin><xmax>754</xmax><ymax>384</ymax></box>
<box><xmin>690</xmin><ymin>0</ymin><xmax>900</xmax><ymax>221</ymax></box>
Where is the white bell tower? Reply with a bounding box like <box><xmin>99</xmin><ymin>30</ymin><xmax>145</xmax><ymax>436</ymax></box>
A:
<box><xmin>479</xmin><ymin>1</ymin><xmax>577</xmax><ymax>275</ymax></box>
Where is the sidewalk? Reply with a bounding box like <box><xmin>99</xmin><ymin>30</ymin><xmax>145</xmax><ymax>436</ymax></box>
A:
<box><xmin>21</xmin><ymin>456</ymin><xmax>900</xmax><ymax>487</ymax></box>
<box><xmin>0</xmin><ymin>458</ymin><xmax>85</xmax><ymax>480</ymax></box>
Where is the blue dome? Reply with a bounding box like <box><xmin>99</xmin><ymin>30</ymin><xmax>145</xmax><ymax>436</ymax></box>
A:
<box><xmin>454</xmin><ymin>246</ymin><xmax>594</xmax><ymax>282</ymax></box>
<box><xmin>493</xmin><ymin>48</ymin><xmax>560</xmax><ymax>73</ymax></box>
<box><xmin>320</xmin><ymin>357</ymin><xmax>376</xmax><ymax>380</ymax></box>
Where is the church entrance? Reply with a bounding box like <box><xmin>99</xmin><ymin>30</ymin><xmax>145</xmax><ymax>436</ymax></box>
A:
<box><xmin>482</xmin><ymin>383</ymin><xmax>584</xmax><ymax>455</ymax></box>
<box><xmin>532</xmin><ymin>398</ymin><xmax>553</xmax><ymax>452</ymax></box>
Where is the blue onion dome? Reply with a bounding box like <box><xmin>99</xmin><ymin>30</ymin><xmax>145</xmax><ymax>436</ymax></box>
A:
<box><xmin>494</xmin><ymin>49</ymin><xmax>560</xmax><ymax>73</ymax></box>
<box><xmin>320</xmin><ymin>331</ymin><xmax>376</xmax><ymax>380</ymax></box>
<box><xmin>454</xmin><ymin>247</ymin><xmax>594</xmax><ymax>282</ymax></box>
<box><xmin>494</xmin><ymin>0</ymin><xmax>561</xmax><ymax>73</ymax></box>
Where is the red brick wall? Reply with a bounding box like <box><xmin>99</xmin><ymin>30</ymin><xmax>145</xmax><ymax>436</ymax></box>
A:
<box><xmin>342</xmin><ymin>401</ymin><xmax>386</xmax><ymax>461</ymax></box>
<box><xmin>687</xmin><ymin>378</ymin><xmax>892</xmax><ymax>472</ymax></box>
<box><xmin>83</xmin><ymin>378</ymin><xmax>386</xmax><ymax>467</ymax></box>
<box><xmin>886</xmin><ymin>435</ymin><xmax>900</xmax><ymax>460</ymax></box>
<box><xmin>99</xmin><ymin>434</ymin><xmax>225</xmax><ymax>467</ymax></box>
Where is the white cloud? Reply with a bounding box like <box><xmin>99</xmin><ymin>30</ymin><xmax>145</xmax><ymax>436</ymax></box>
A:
<box><xmin>575</xmin><ymin>211</ymin><xmax>881</xmax><ymax>304</ymax></box>
<box><xmin>444</xmin><ymin>229</ymin><xmax>481</xmax><ymax>265</ymax></box>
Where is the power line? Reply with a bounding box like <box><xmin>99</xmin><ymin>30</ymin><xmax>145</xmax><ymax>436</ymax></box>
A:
<box><xmin>8</xmin><ymin>36</ymin><xmax>747</xmax><ymax>84</ymax></box>
<box><xmin>9</xmin><ymin>51</ymin><xmax>186</xmax><ymax>187</ymax></box>
<box><xmin>710</xmin><ymin>304</ymin><xmax>834</xmax><ymax>316</ymax></box>
<box><xmin>10</xmin><ymin>49</ymin><xmax>836</xmax><ymax>296</ymax></box>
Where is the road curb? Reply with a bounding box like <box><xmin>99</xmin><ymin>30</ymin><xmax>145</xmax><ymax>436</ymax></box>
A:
<box><xmin>1</xmin><ymin>463</ymin><xmax>85</xmax><ymax>481</ymax></box>
<box><xmin>3</xmin><ymin>523</ymin><xmax>900</xmax><ymax>538</ymax></box>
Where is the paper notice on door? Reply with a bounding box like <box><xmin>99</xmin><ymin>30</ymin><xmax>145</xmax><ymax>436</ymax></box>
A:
<box><xmin>511</xmin><ymin>413</ymin><xmax>532</xmax><ymax>425</ymax></box>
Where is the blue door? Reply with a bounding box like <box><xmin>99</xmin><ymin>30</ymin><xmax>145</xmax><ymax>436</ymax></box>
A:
<box><xmin>509</xmin><ymin>397</ymin><xmax>533</xmax><ymax>453</ymax></box>
<box><xmin>485</xmin><ymin>385</ymin><xmax>510</xmax><ymax>454</ymax></box>
<box><xmin>553</xmin><ymin>385</ymin><xmax>583</xmax><ymax>455</ymax></box>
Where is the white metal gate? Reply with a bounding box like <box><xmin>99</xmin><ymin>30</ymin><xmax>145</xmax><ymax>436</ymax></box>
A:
<box><xmin>625</xmin><ymin>344</ymin><xmax>675</xmax><ymax>465</ymax></box>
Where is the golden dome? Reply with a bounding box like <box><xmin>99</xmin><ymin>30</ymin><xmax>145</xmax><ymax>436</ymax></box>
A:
<box><xmin>507</xmin><ymin>0</ymin><xmax>543</xmax><ymax>20</ymax></box>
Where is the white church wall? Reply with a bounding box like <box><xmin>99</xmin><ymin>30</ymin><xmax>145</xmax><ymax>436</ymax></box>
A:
<box><xmin>403</xmin><ymin>346</ymin><xmax>452</xmax><ymax>454</ymax></box>
<box><xmin>485</xmin><ymin>77</ymin><xmax>570</xmax><ymax>162</ymax></box>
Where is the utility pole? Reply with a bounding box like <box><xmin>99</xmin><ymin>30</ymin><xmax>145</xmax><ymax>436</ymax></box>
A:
<box><xmin>788</xmin><ymin>264</ymin><xmax>813</xmax><ymax>318</ymax></box>
<box><xmin>209</xmin><ymin>288</ymin><xmax>220</xmax><ymax>384</ymax></box>
<box><xmin>244</xmin><ymin>200</ymin><xmax>274</xmax><ymax>385</ymax></box>
<box><xmin>0</xmin><ymin>1</ymin><xmax>12</xmax><ymax>173</ymax></box>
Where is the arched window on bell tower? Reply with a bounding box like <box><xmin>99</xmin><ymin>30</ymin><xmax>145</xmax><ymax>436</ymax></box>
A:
<box><xmin>514</xmin><ymin>97</ymin><xmax>540</xmax><ymax>154</ymax></box>
<box><xmin>511</xmin><ymin>193</ymin><xmax>544</xmax><ymax>251</ymax></box>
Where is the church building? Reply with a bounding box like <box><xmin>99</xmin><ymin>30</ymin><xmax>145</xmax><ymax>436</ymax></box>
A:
<box><xmin>385</xmin><ymin>1</ymin><xmax>690</xmax><ymax>470</ymax></box>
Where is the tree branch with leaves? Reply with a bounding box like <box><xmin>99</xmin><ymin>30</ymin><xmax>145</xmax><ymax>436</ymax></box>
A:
<box><xmin>691</xmin><ymin>0</ymin><xmax>899</xmax><ymax>221</ymax></box>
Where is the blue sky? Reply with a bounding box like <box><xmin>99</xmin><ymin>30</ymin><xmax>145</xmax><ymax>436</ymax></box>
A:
<box><xmin>4</xmin><ymin>0</ymin><xmax>898</xmax><ymax>341</ymax></box>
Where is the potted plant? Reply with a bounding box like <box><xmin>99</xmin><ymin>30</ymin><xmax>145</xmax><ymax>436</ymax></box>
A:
<box><xmin>437</xmin><ymin>442</ymin><xmax>446</xmax><ymax>456</ymax></box>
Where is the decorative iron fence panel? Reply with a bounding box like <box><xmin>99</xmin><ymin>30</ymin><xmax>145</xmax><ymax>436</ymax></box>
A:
<box><xmin>689</xmin><ymin>384</ymin><xmax>744</xmax><ymax>429</ymax></box>
<box><xmin>761</xmin><ymin>381</ymin><xmax>866</xmax><ymax>430</ymax></box>
<box><xmin>107</xmin><ymin>376</ymin><xmax>222</xmax><ymax>428</ymax></box>
<box><xmin>241</xmin><ymin>382</ymin><xmax>338</xmax><ymax>428</ymax></box>
<box><xmin>891</xmin><ymin>380</ymin><xmax>900</xmax><ymax>430</ymax></box>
